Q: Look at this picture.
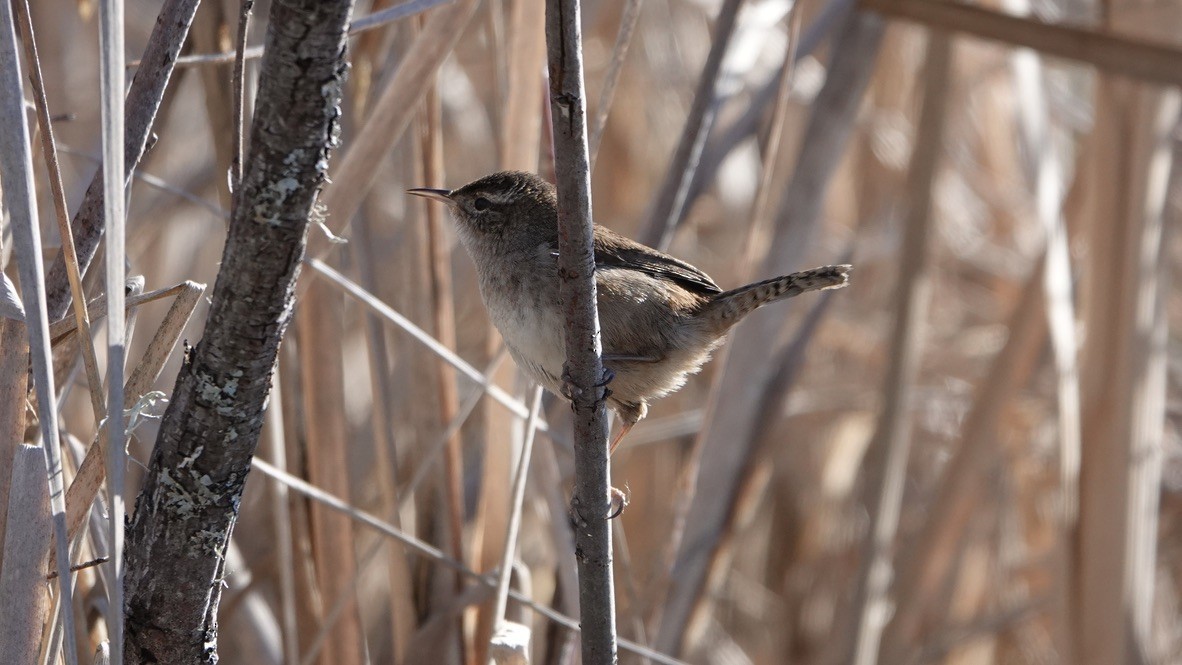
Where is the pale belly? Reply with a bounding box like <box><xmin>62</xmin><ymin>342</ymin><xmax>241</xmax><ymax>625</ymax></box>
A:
<box><xmin>476</xmin><ymin>255</ymin><xmax>569</xmax><ymax>393</ymax></box>
<box><xmin>490</xmin><ymin>297</ymin><xmax>568</xmax><ymax>392</ymax></box>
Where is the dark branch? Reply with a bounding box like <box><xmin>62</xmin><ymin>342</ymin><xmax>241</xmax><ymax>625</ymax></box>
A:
<box><xmin>121</xmin><ymin>1</ymin><xmax>355</xmax><ymax>662</ymax></box>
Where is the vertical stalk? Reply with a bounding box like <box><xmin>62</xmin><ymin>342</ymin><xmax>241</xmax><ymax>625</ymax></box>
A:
<box><xmin>544</xmin><ymin>0</ymin><xmax>618</xmax><ymax>661</ymax></box>
<box><xmin>0</xmin><ymin>1</ymin><xmax>77</xmax><ymax>661</ymax></box>
<box><xmin>98</xmin><ymin>0</ymin><xmax>128</xmax><ymax>661</ymax></box>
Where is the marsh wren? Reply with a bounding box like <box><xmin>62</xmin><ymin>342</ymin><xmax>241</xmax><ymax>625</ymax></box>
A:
<box><xmin>410</xmin><ymin>171</ymin><xmax>850</xmax><ymax>451</ymax></box>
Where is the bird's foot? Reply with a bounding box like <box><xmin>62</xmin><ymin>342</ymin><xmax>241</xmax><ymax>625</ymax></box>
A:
<box><xmin>608</xmin><ymin>486</ymin><xmax>629</xmax><ymax>519</ymax></box>
<box><xmin>597</xmin><ymin>365</ymin><xmax>615</xmax><ymax>400</ymax></box>
<box><xmin>568</xmin><ymin>487</ymin><xmax>630</xmax><ymax>525</ymax></box>
<box><xmin>561</xmin><ymin>365</ymin><xmax>615</xmax><ymax>404</ymax></box>
<box><xmin>561</xmin><ymin>366</ymin><xmax>577</xmax><ymax>405</ymax></box>
<box><xmin>596</xmin><ymin>365</ymin><xmax>615</xmax><ymax>387</ymax></box>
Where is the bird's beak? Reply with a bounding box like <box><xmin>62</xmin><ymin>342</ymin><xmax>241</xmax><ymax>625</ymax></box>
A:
<box><xmin>407</xmin><ymin>187</ymin><xmax>452</xmax><ymax>204</ymax></box>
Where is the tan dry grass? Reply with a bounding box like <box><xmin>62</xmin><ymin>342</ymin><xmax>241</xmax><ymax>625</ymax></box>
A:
<box><xmin>2</xmin><ymin>0</ymin><xmax>1182</xmax><ymax>663</ymax></box>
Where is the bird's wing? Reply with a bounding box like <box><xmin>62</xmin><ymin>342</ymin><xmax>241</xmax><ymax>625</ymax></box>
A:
<box><xmin>592</xmin><ymin>225</ymin><xmax>722</xmax><ymax>296</ymax></box>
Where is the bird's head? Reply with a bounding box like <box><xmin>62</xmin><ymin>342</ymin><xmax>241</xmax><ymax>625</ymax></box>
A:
<box><xmin>408</xmin><ymin>171</ymin><xmax>558</xmax><ymax>252</ymax></box>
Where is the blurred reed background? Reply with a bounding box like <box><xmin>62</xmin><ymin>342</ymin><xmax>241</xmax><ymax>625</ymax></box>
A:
<box><xmin>1</xmin><ymin>0</ymin><xmax>1181</xmax><ymax>663</ymax></box>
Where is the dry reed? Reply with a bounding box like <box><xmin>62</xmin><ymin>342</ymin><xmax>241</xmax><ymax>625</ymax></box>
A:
<box><xmin>1</xmin><ymin>0</ymin><xmax>1180</xmax><ymax>663</ymax></box>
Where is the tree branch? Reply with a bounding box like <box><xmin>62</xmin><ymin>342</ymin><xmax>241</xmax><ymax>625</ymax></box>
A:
<box><xmin>121</xmin><ymin>1</ymin><xmax>355</xmax><ymax>662</ymax></box>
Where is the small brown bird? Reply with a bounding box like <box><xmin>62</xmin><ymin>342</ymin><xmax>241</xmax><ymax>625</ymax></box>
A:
<box><xmin>410</xmin><ymin>171</ymin><xmax>849</xmax><ymax>451</ymax></box>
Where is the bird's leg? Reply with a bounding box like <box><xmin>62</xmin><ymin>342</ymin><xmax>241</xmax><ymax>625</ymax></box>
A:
<box><xmin>561</xmin><ymin>365</ymin><xmax>632</xmax><ymax>517</ymax></box>
<box><xmin>602</xmin><ymin>353</ymin><xmax>661</xmax><ymax>364</ymax></box>
<box><xmin>609</xmin><ymin>421</ymin><xmax>634</xmax><ymax>456</ymax></box>
<box><xmin>604</xmin><ymin>414</ymin><xmax>640</xmax><ymax>518</ymax></box>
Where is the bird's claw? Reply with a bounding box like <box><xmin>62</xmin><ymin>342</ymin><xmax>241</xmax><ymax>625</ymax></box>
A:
<box><xmin>595</xmin><ymin>365</ymin><xmax>615</xmax><ymax>388</ymax></box>
<box><xmin>607</xmin><ymin>486</ymin><xmax>629</xmax><ymax>519</ymax></box>
<box><xmin>567</xmin><ymin>486</ymin><xmax>630</xmax><ymax>523</ymax></box>
<box><xmin>561</xmin><ymin>366</ymin><xmax>578</xmax><ymax>403</ymax></box>
<box><xmin>561</xmin><ymin>365</ymin><xmax>616</xmax><ymax>404</ymax></box>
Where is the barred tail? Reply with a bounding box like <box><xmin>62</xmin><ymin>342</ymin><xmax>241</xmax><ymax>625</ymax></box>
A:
<box><xmin>703</xmin><ymin>264</ymin><xmax>851</xmax><ymax>330</ymax></box>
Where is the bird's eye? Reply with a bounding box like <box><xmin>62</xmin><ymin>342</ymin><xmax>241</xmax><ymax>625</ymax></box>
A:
<box><xmin>473</xmin><ymin>197</ymin><xmax>491</xmax><ymax>212</ymax></box>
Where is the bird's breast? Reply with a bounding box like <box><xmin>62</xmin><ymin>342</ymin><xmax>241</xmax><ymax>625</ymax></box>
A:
<box><xmin>476</xmin><ymin>247</ymin><xmax>567</xmax><ymax>388</ymax></box>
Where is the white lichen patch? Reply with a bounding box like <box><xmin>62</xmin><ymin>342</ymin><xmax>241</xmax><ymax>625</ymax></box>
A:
<box><xmin>194</xmin><ymin>369</ymin><xmax>250</xmax><ymax>418</ymax></box>
<box><xmin>274</xmin><ymin>177</ymin><xmax>299</xmax><ymax>197</ymax></box>
<box><xmin>158</xmin><ymin>464</ymin><xmax>224</xmax><ymax>521</ymax></box>
<box><xmin>159</xmin><ymin>469</ymin><xmax>198</xmax><ymax>517</ymax></box>
<box><xmin>252</xmin><ymin>175</ymin><xmax>303</xmax><ymax>226</ymax></box>
<box><xmin>178</xmin><ymin>445</ymin><xmax>205</xmax><ymax>469</ymax></box>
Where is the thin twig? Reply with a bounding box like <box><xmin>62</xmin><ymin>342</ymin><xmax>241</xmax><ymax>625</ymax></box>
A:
<box><xmin>231</xmin><ymin>0</ymin><xmax>255</xmax><ymax>199</ymax></box>
<box><xmin>49</xmin><ymin>281</ymin><xmax>198</xmax><ymax>342</ymax></box>
<box><xmin>46</xmin><ymin>557</ymin><xmax>111</xmax><ymax>580</ymax></box>
<box><xmin>545</xmin><ymin>0</ymin><xmax>619</xmax><ymax>661</ymax></box>
<box><xmin>262</xmin><ymin>376</ymin><xmax>300</xmax><ymax>665</ymax></box>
